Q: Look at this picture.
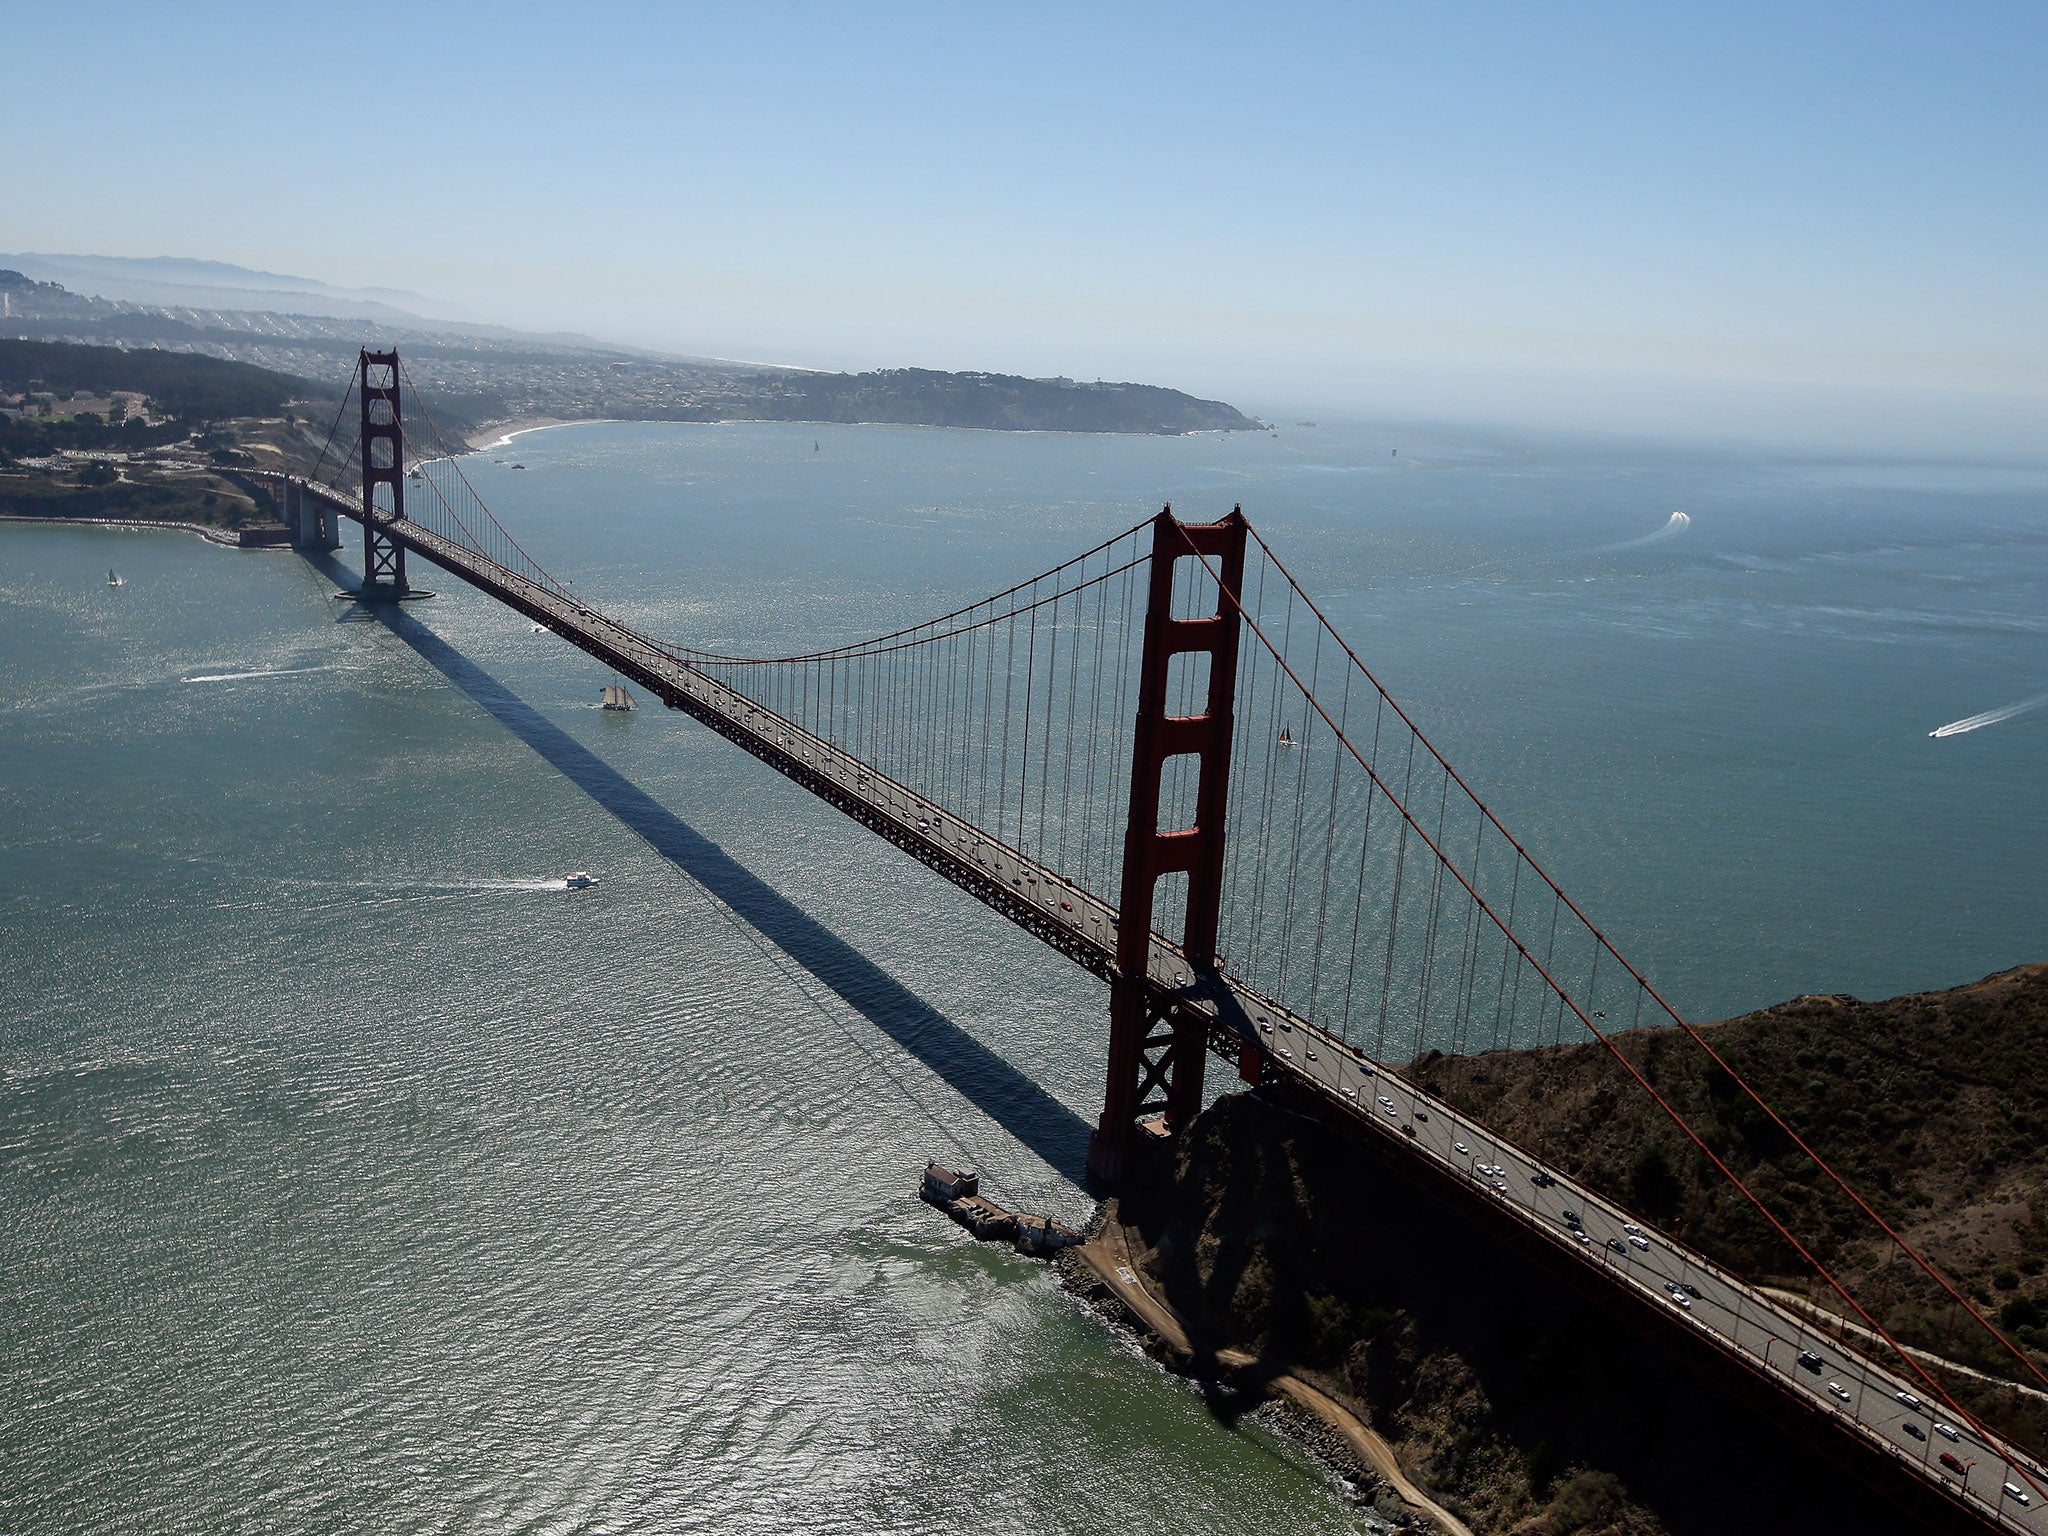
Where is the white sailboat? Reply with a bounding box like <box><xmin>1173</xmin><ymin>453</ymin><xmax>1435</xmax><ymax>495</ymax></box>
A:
<box><xmin>107</xmin><ymin>569</ymin><xmax>123</xmax><ymax>587</ymax></box>
<box><xmin>601</xmin><ymin>684</ymin><xmax>635</xmax><ymax>712</ymax></box>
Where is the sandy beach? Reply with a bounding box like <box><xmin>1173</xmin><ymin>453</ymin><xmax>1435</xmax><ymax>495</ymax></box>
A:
<box><xmin>462</xmin><ymin>417</ymin><xmax>580</xmax><ymax>453</ymax></box>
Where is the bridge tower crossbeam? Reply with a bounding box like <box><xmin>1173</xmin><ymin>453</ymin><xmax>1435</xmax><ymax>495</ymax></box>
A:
<box><xmin>1089</xmin><ymin>505</ymin><xmax>1247</xmax><ymax>1186</ymax></box>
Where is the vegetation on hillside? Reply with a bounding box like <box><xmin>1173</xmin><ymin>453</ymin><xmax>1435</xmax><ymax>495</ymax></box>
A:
<box><xmin>1113</xmin><ymin>965</ymin><xmax>2048</xmax><ymax>1532</ymax></box>
<box><xmin>1</xmin><ymin>341</ymin><xmax>338</xmax><ymax>529</ymax></box>
<box><xmin>1407</xmin><ymin>965</ymin><xmax>2048</xmax><ymax>1399</ymax></box>
<box><xmin>0</xmin><ymin>338</ymin><xmax>323</xmax><ymax>423</ymax></box>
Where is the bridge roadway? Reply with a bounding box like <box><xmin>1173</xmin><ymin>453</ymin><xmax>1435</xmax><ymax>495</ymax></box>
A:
<box><xmin>301</xmin><ymin>482</ymin><xmax>2042</xmax><ymax>1531</ymax></box>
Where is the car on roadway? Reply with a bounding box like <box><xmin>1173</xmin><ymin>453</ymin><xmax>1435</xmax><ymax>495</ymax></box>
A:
<box><xmin>1827</xmin><ymin>1382</ymin><xmax>1852</xmax><ymax>1403</ymax></box>
<box><xmin>1278</xmin><ymin>1048</ymin><xmax>1294</xmax><ymax>1061</ymax></box>
<box><xmin>1902</xmin><ymin>1422</ymin><xmax>1926</xmax><ymax>1441</ymax></box>
<box><xmin>1454</xmin><ymin>1142</ymin><xmax>1472</xmax><ymax>1156</ymax></box>
<box><xmin>1622</xmin><ymin>1223</ymin><xmax>1643</xmax><ymax>1236</ymax></box>
<box><xmin>1627</xmin><ymin>1235</ymin><xmax>1650</xmax><ymax>1251</ymax></box>
<box><xmin>2005</xmin><ymin>1483</ymin><xmax>2032</xmax><ymax>1506</ymax></box>
<box><xmin>1530</xmin><ymin>1172</ymin><xmax>1557</xmax><ymax>1188</ymax></box>
<box><xmin>1679</xmin><ymin>1282</ymin><xmax>1702</xmax><ymax>1299</ymax></box>
<box><xmin>1413</xmin><ymin>1109</ymin><xmax>1429</xmax><ymax>1122</ymax></box>
<box><xmin>1607</xmin><ymin>1239</ymin><xmax>1629</xmax><ymax>1255</ymax></box>
<box><xmin>1896</xmin><ymin>1391</ymin><xmax>1923</xmax><ymax>1413</ymax></box>
<box><xmin>1259</xmin><ymin>1021</ymin><xmax>1272</xmax><ymax>1034</ymax></box>
<box><xmin>1797</xmin><ymin>1351</ymin><xmax>1825</xmax><ymax>1373</ymax></box>
<box><xmin>1934</xmin><ymin>1423</ymin><xmax>1961</xmax><ymax>1442</ymax></box>
<box><xmin>1667</xmin><ymin>1293</ymin><xmax>1692</xmax><ymax>1311</ymax></box>
<box><xmin>1378</xmin><ymin>1097</ymin><xmax>1395</xmax><ymax>1109</ymax></box>
<box><xmin>1573</xmin><ymin>1230</ymin><xmax>1591</xmax><ymax>1245</ymax></box>
<box><xmin>1561</xmin><ymin>1210</ymin><xmax>1583</xmax><ymax>1228</ymax></box>
<box><xmin>1059</xmin><ymin>899</ymin><xmax>1073</xmax><ymax>911</ymax></box>
<box><xmin>1940</xmin><ymin>1452</ymin><xmax>1967</xmax><ymax>1475</ymax></box>
<box><xmin>1344</xmin><ymin>1087</ymin><xmax>1357</xmax><ymax>1100</ymax></box>
<box><xmin>1306</xmin><ymin>1049</ymin><xmax>1318</xmax><ymax>1062</ymax></box>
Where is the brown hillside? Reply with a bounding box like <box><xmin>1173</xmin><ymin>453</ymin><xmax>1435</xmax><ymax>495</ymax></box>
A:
<box><xmin>1407</xmin><ymin>965</ymin><xmax>2048</xmax><ymax>1424</ymax></box>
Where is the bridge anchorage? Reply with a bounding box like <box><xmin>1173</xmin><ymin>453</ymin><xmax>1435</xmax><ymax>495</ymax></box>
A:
<box><xmin>239</xmin><ymin>347</ymin><xmax>2048</xmax><ymax>1533</ymax></box>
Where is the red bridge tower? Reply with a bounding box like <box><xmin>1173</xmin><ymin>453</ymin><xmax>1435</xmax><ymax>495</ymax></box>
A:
<box><xmin>1089</xmin><ymin>506</ymin><xmax>1247</xmax><ymax>1185</ymax></box>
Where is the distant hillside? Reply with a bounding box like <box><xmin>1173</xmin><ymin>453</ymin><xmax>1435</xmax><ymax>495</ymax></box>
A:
<box><xmin>727</xmin><ymin>366</ymin><xmax>1259</xmax><ymax>435</ymax></box>
<box><xmin>0</xmin><ymin>252</ymin><xmax>438</xmax><ymax>325</ymax></box>
<box><xmin>0</xmin><ymin>337</ymin><xmax>324</xmax><ymax>420</ymax></box>
<box><xmin>3</xmin><ymin>254</ymin><xmax>1261</xmax><ymax>436</ymax></box>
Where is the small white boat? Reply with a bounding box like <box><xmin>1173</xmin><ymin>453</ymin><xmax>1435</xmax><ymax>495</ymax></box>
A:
<box><xmin>601</xmin><ymin>684</ymin><xmax>635</xmax><ymax>712</ymax></box>
<box><xmin>564</xmin><ymin>871</ymin><xmax>597</xmax><ymax>889</ymax></box>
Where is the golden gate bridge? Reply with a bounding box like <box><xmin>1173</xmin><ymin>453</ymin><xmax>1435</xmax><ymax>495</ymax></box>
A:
<box><xmin>249</xmin><ymin>349</ymin><xmax>2048</xmax><ymax>1533</ymax></box>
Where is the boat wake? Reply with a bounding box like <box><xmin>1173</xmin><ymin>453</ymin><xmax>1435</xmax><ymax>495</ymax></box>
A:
<box><xmin>1593</xmin><ymin>510</ymin><xmax>1691</xmax><ymax>553</ymax></box>
<box><xmin>1928</xmin><ymin>687</ymin><xmax>2048</xmax><ymax>739</ymax></box>
<box><xmin>184</xmin><ymin>665</ymin><xmax>341</xmax><ymax>684</ymax></box>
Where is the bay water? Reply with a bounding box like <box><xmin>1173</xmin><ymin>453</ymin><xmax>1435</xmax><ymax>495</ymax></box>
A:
<box><xmin>3</xmin><ymin>418</ymin><xmax>2043</xmax><ymax>1532</ymax></box>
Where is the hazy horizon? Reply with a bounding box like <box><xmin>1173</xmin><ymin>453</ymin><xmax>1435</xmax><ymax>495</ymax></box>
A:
<box><xmin>5</xmin><ymin>2</ymin><xmax>2043</xmax><ymax>459</ymax></box>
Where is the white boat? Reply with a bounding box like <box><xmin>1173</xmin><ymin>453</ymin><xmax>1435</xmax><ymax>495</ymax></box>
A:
<box><xmin>564</xmin><ymin>871</ymin><xmax>597</xmax><ymax>889</ymax></box>
<box><xmin>601</xmin><ymin>684</ymin><xmax>635</xmax><ymax>712</ymax></box>
<box><xmin>108</xmin><ymin>569</ymin><xmax>123</xmax><ymax>587</ymax></box>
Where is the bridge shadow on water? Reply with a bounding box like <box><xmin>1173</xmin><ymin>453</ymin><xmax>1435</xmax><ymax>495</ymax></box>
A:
<box><xmin>316</xmin><ymin>558</ymin><xmax>1095</xmax><ymax>1184</ymax></box>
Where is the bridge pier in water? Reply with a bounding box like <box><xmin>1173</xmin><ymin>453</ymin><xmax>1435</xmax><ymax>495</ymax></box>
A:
<box><xmin>1089</xmin><ymin>506</ymin><xmax>1248</xmax><ymax>1187</ymax></box>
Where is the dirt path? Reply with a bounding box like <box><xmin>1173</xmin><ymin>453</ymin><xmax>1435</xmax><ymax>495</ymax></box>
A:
<box><xmin>1077</xmin><ymin>1213</ymin><xmax>1476</xmax><ymax>1536</ymax></box>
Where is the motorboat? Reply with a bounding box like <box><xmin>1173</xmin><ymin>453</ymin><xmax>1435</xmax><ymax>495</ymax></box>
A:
<box><xmin>563</xmin><ymin>871</ymin><xmax>598</xmax><ymax>889</ymax></box>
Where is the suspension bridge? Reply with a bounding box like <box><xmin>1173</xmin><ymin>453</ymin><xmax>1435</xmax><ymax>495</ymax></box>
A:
<box><xmin>251</xmin><ymin>350</ymin><xmax>2047</xmax><ymax>1532</ymax></box>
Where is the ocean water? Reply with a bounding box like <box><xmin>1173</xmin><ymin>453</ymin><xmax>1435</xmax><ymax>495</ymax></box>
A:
<box><xmin>2</xmin><ymin>418</ymin><xmax>2043</xmax><ymax>1532</ymax></box>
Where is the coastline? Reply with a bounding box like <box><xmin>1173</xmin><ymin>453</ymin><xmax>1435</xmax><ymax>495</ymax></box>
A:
<box><xmin>0</xmin><ymin>511</ymin><xmax>265</xmax><ymax>548</ymax></box>
<box><xmin>1060</xmin><ymin>1200</ymin><xmax>1472</xmax><ymax>1536</ymax></box>
<box><xmin>463</xmin><ymin>417</ymin><xmax>582</xmax><ymax>452</ymax></box>
<box><xmin>459</xmin><ymin>414</ymin><xmax>1244</xmax><ymax>451</ymax></box>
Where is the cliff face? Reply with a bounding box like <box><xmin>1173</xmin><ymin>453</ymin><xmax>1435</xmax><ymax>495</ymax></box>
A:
<box><xmin>1120</xmin><ymin>1092</ymin><xmax>1901</xmax><ymax>1535</ymax></box>
<box><xmin>1117</xmin><ymin>964</ymin><xmax>2048</xmax><ymax>1535</ymax></box>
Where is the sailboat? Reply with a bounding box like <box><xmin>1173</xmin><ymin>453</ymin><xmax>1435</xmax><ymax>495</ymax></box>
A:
<box><xmin>108</xmin><ymin>569</ymin><xmax>123</xmax><ymax>587</ymax></box>
<box><xmin>1278</xmin><ymin>726</ymin><xmax>1296</xmax><ymax>747</ymax></box>
<box><xmin>601</xmin><ymin>684</ymin><xmax>635</xmax><ymax>712</ymax></box>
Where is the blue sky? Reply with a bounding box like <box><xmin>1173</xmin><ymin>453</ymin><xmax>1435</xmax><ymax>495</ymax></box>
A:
<box><xmin>6</xmin><ymin>1</ymin><xmax>2044</xmax><ymax>451</ymax></box>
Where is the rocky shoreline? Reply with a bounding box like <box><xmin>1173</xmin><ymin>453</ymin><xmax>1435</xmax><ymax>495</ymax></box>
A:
<box><xmin>1055</xmin><ymin>1199</ymin><xmax>1467</xmax><ymax>1535</ymax></box>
